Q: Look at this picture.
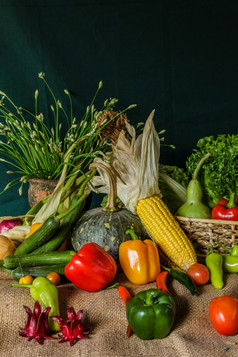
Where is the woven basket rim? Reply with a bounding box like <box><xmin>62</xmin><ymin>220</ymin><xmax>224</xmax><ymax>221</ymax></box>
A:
<box><xmin>175</xmin><ymin>215</ymin><xmax>238</xmax><ymax>225</ymax></box>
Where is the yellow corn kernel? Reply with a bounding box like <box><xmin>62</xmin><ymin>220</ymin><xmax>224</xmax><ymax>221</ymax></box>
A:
<box><xmin>136</xmin><ymin>194</ymin><xmax>197</xmax><ymax>271</ymax></box>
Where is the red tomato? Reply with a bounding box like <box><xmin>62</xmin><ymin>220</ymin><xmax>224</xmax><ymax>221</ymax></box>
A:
<box><xmin>209</xmin><ymin>295</ymin><xmax>238</xmax><ymax>336</ymax></box>
<box><xmin>187</xmin><ymin>263</ymin><xmax>210</xmax><ymax>286</ymax></box>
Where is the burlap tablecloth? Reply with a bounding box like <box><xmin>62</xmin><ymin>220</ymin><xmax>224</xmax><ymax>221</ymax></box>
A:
<box><xmin>0</xmin><ymin>270</ymin><xmax>237</xmax><ymax>357</ymax></box>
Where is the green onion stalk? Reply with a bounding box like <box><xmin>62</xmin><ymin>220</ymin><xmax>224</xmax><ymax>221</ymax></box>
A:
<box><xmin>0</xmin><ymin>73</ymin><xmax>136</xmax><ymax>196</ymax></box>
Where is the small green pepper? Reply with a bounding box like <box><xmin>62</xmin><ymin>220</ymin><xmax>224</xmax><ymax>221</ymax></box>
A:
<box><xmin>228</xmin><ymin>245</ymin><xmax>238</xmax><ymax>256</ymax></box>
<box><xmin>205</xmin><ymin>246</ymin><xmax>223</xmax><ymax>289</ymax></box>
<box><xmin>215</xmin><ymin>239</ymin><xmax>238</xmax><ymax>273</ymax></box>
<box><xmin>126</xmin><ymin>288</ymin><xmax>176</xmax><ymax>340</ymax></box>
<box><xmin>162</xmin><ymin>266</ymin><xmax>197</xmax><ymax>295</ymax></box>
<box><xmin>12</xmin><ymin>276</ymin><xmax>60</xmax><ymax>331</ymax></box>
<box><xmin>222</xmin><ymin>255</ymin><xmax>238</xmax><ymax>273</ymax></box>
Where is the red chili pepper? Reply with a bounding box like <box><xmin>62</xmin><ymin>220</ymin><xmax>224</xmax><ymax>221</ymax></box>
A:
<box><xmin>212</xmin><ymin>193</ymin><xmax>238</xmax><ymax>221</ymax></box>
<box><xmin>156</xmin><ymin>271</ymin><xmax>169</xmax><ymax>293</ymax></box>
<box><xmin>118</xmin><ymin>286</ymin><xmax>132</xmax><ymax>305</ymax></box>
<box><xmin>117</xmin><ymin>286</ymin><xmax>132</xmax><ymax>338</ymax></box>
<box><xmin>64</xmin><ymin>243</ymin><xmax>117</xmax><ymax>292</ymax></box>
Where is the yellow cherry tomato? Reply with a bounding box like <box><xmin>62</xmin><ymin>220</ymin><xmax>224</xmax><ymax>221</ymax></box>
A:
<box><xmin>19</xmin><ymin>275</ymin><xmax>34</xmax><ymax>285</ymax></box>
<box><xmin>46</xmin><ymin>272</ymin><xmax>61</xmax><ymax>286</ymax></box>
<box><xmin>29</xmin><ymin>222</ymin><xmax>44</xmax><ymax>236</ymax></box>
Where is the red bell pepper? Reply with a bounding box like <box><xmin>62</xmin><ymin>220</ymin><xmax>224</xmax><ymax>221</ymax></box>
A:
<box><xmin>212</xmin><ymin>193</ymin><xmax>238</xmax><ymax>221</ymax></box>
<box><xmin>64</xmin><ymin>243</ymin><xmax>117</xmax><ymax>292</ymax></box>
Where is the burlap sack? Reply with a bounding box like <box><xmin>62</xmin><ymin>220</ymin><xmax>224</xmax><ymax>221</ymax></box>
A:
<box><xmin>0</xmin><ymin>270</ymin><xmax>237</xmax><ymax>357</ymax></box>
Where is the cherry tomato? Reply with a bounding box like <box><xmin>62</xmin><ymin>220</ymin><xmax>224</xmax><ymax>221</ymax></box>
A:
<box><xmin>209</xmin><ymin>295</ymin><xmax>238</xmax><ymax>336</ymax></box>
<box><xmin>187</xmin><ymin>263</ymin><xmax>210</xmax><ymax>286</ymax></box>
<box><xmin>19</xmin><ymin>275</ymin><xmax>34</xmax><ymax>285</ymax></box>
<box><xmin>46</xmin><ymin>272</ymin><xmax>61</xmax><ymax>286</ymax></box>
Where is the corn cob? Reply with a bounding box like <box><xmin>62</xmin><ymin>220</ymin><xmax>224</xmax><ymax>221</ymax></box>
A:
<box><xmin>136</xmin><ymin>194</ymin><xmax>197</xmax><ymax>271</ymax></box>
<box><xmin>92</xmin><ymin>110</ymin><xmax>198</xmax><ymax>271</ymax></box>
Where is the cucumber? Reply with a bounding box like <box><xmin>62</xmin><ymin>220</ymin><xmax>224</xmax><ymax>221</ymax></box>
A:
<box><xmin>3</xmin><ymin>250</ymin><xmax>76</xmax><ymax>269</ymax></box>
<box><xmin>14</xmin><ymin>216</ymin><xmax>60</xmax><ymax>256</ymax></box>
<box><xmin>12</xmin><ymin>264</ymin><xmax>67</xmax><ymax>281</ymax></box>
<box><xmin>32</xmin><ymin>193</ymin><xmax>86</xmax><ymax>254</ymax></box>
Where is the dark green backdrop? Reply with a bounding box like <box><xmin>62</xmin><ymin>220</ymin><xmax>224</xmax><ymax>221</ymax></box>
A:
<box><xmin>1</xmin><ymin>0</ymin><xmax>238</xmax><ymax>216</ymax></box>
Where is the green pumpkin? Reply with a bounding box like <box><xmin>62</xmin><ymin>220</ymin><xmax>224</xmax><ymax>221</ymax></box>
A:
<box><xmin>71</xmin><ymin>206</ymin><xmax>146</xmax><ymax>260</ymax></box>
<box><xmin>71</xmin><ymin>162</ymin><xmax>147</xmax><ymax>260</ymax></box>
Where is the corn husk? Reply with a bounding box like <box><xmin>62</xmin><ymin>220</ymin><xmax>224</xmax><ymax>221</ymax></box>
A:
<box><xmin>92</xmin><ymin>110</ymin><xmax>161</xmax><ymax>213</ymax></box>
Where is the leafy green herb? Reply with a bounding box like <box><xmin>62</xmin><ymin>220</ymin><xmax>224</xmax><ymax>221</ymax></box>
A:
<box><xmin>186</xmin><ymin>134</ymin><xmax>238</xmax><ymax>208</ymax></box>
<box><xmin>0</xmin><ymin>73</ymin><xmax>135</xmax><ymax>195</ymax></box>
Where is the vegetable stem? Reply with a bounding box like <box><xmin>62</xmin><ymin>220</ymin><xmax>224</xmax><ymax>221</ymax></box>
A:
<box><xmin>126</xmin><ymin>229</ymin><xmax>140</xmax><ymax>241</ymax></box>
<box><xmin>226</xmin><ymin>193</ymin><xmax>236</xmax><ymax>209</ymax></box>
<box><xmin>192</xmin><ymin>152</ymin><xmax>211</xmax><ymax>180</ymax></box>
<box><xmin>11</xmin><ymin>283</ymin><xmax>32</xmax><ymax>288</ymax></box>
<box><xmin>55</xmin><ymin>169</ymin><xmax>96</xmax><ymax>221</ymax></box>
<box><xmin>90</xmin><ymin>162</ymin><xmax>119</xmax><ymax>212</ymax></box>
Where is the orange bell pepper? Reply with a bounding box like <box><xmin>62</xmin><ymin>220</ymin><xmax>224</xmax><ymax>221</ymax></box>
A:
<box><xmin>119</xmin><ymin>230</ymin><xmax>161</xmax><ymax>284</ymax></box>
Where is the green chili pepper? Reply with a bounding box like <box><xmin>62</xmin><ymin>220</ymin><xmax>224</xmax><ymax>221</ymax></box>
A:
<box><xmin>126</xmin><ymin>288</ymin><xmax>176</xmax><ymax>340</ymax></box>
<box><xmin>12</xmin><ymin>276</ymin><xmax>60</xmax><ymax>331</ymax></box>
<box><xmin>222</xmin><ymin>255</ymin><xmax>238</xmax><ymax>273</ymax></box>
<box><xmin>162</xmin><ymin>266</ymin><xmax>197</xmax><ymax>295</ymax></box>
<box><xmin>216</xmin><ymin>238</ymin><xmax>238</xmax><ymax>256</ymax></box>
<box><xmin>205</xmin><ymin>246</ymin><xmax>223</xmax><ymax>289</ymax></box>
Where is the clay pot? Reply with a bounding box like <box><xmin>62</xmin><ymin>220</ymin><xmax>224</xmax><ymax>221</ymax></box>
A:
<box><xmin>28</xmin><ymin>178</ymin><xmax>58</xmax><ymax>208</ymax></box>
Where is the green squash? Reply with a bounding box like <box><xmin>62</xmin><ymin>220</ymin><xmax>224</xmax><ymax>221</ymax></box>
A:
<box><xmin>71</xmin><ymin>206</ymin><xmax>146</xmax><ymax>260</ymax></box>
<box><xmin>71</xmin><ymin>162</ymin><xmax>147</xmax><ymax>261</ymax></box>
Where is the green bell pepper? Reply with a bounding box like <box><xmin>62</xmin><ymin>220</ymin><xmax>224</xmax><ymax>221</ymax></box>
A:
<box><xmin>126</xmin><ymin>288</ymin><xmax>176</xmax><ymax>340</ymax></box>
<box><xmin>12</xmin><ymin>276</ymin><xmax>60</xmax><ymax>331</ymax></box>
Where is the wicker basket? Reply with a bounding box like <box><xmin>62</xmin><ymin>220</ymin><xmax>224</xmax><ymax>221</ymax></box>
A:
<box><xmin>176</xmin><ymin>216</ymin><xmax>238</xmax><ymax>260</ymax></box>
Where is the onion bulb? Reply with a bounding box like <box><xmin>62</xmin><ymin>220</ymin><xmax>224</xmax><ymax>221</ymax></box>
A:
<box><xmin>0</xmin><ymin>235</ymin><xmax>16</xmax><ymax>259</ymax></box>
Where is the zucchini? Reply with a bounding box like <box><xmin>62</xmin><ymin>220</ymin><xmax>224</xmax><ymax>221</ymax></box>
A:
<box><xmin>3</xmin><ymin>250</ymin><xmax>76</xmax><ymax>269</ymax></box>
<box><xmin>31</xmin><ymin>170</ymin><xmax>95</xmax><ymax>254</ymax></box>
<box><xmin>14</xmin><ymin>216</ymin><xmax>60</xmax><ymax>256</ymax></box>
<box><xmin>12</xmin><ymin>264</ymin><xmax>67</xmax><ymax>281</ymax></box>
<box><xmin>32</xmin><ymin>193</ymin><xmax>86</xmax><ymax>254</ymax></box>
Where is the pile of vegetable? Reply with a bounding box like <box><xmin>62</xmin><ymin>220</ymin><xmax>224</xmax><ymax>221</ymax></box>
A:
<box><xmin>0</xmin><ymin>112</ymin><xmax>237</xmax><ymax>346</ymax></box>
